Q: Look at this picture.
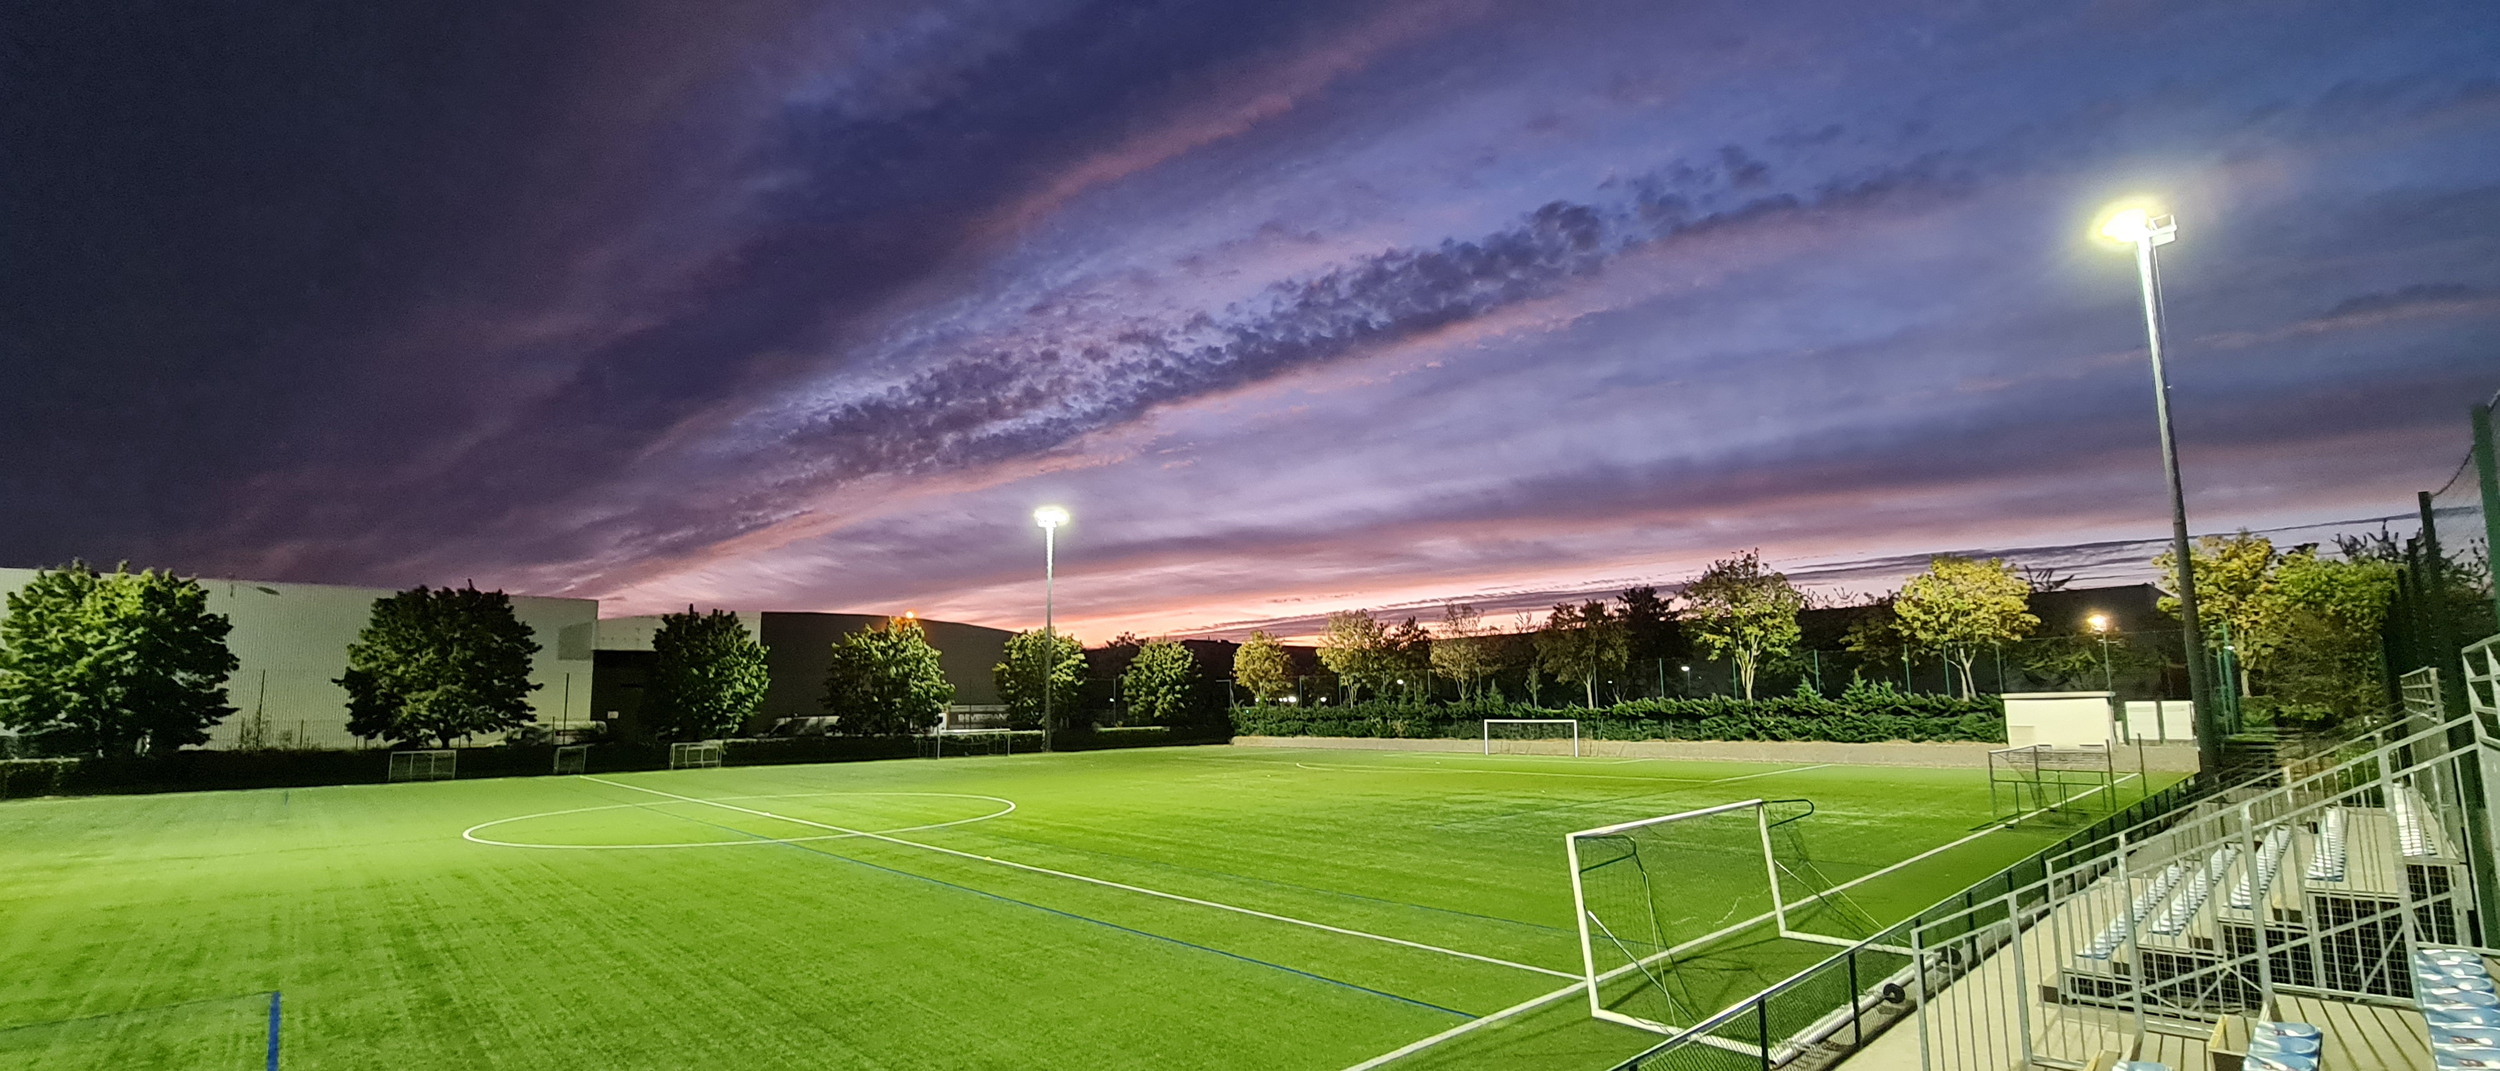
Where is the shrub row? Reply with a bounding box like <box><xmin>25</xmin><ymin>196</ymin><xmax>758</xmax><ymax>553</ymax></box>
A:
<box><xmin>0</xmin><ymin>726</ymin><xmax>1231</xmax><ymax>799</ymax></box>
<box><xmin>1230</xmin><ymin>694</ymin><xmax>2005</xmax><ymax>744</ymax></box>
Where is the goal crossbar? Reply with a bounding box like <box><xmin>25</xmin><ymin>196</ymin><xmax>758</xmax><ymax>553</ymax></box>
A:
<box><xmin>1482</xmin><ymin>718</ymin><xmax>1580</xmax><ymax>756</ymax></box>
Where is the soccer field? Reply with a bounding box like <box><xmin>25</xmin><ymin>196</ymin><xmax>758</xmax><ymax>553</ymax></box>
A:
<box><xmin>0</xmin><ymin>746</ymin><xmax>2164</xmax><ymax>1070</ymax></box>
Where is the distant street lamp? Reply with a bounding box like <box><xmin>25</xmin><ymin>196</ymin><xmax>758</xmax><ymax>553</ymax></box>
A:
<box><xmin>2087</xmin><ymin>613</ymin><xmax>2114</xmax><ymax>693</ymax></box>
<box><xmin>1034</xmin><ymin>506</ymin><xmax>1070</xmax><ymax>752</ymax></box>
<box><xmin>2098</xmin><ymin>204</ymin><xmax>2219</xmax><ymax>774</ymax></box>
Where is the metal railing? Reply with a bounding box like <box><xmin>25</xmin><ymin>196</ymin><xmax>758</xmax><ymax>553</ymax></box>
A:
<box><xmin>1910</xmin><ymin>693</ymin><xmax>2499</xmax><ymax>1070</ymax></box>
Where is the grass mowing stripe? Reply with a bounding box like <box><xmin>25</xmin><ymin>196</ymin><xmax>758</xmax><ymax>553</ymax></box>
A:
<box><xmin>578</xmin><ymin>775</ymin><xmax>1581</xmax><ymax>980</ymax></box>
<box><xmin>1290</xmin><ymin>762</ymin><xmax>1716</xmax><ymax>783</ymax></box>
<box><xmin>956</xmin><ymin>825</ymin><xmax>1581</xmax><ymax>937</ymax></box>
<box><xmin>593</xmin><ymin>784</ymin><xmax>1479</xmax><ymax>1020</ymax></box>
<box><xmin>0</xmin><ymin>992</ymin><xmax>274</xmax><ymax>1035</ymax></box>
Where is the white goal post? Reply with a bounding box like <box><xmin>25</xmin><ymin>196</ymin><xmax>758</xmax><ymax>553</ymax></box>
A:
<box><xmin>1565</xmin><ymin>797</ymin><xmax>1877</xmax><ymax>1039</ymax></box>
<box><xmin>388</xmin><ymin>749</ymin><xmax>456</xmax><ymax>782</ymax></box>
<box><xmin>669</xmin><ymin>741</ymin><xmax>724</xmax><ymax>770</ymax></box>
<box><xmin>1483</xmin><ymin>718</ymin><xmax>1579</xmax><ymax>756</ymax></box>
<box><xmin>553</xmin><ymin>744</ymin><xmax>589</xmax><ymax>775</ymax></box>
<box><xmin>926</xmin><ymin>728</ymin><xmax>1014</xmax><ymax>758</ymax></box>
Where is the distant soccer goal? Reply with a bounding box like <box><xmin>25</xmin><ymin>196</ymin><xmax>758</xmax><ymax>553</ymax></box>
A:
<box><xmin>388</xmin><ymin>749</ymin><xmax>456</xmax><ymax>782</ymax></box>
<box><xmin>669</xmin><ymin>742</ymin><xmax>724</xmax><ymax>770</ymax></box>
<box><xmin>1484</xmin><ymin>718</ymin><xmax>1579</xmax><ymax>756</ymax></box>
<box><xmin>1987</xmin><ymin>743</ymin><xmax>2115</xmax><ymax>820</ymax></box>
<box><xmin>920</xmin><ymin>728</ymin><xmax>1014</xmax><ymax>759</ymax></box>
<box><xmin>1566</xmin><ymin>798</ymin><xmax>1882</xmax><ymax>1040</ymax></box>
<box><xmin>552</xmin><ymin>745</ymin><xmax>588</xmax><ymax>775</ymax></box>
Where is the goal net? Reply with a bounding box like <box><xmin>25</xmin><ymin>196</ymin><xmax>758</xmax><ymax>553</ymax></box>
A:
<box><xmin>1484</xmin><ymin>718</ymin><xmax>1580</xmax><ymax>756</ymax></box>
<box><xmin>553</xmin><ymin>745</ymin><xmax>588</xmax><ymax>775</ymax></box>
<box><xmin>1567</xmin><ymin>798</ymin><xmax>1880</xmax><ymax>1039</ymax></box>
<box><xmin>919</xmin><ymin>728</ymin><xmax>1014</xmax><ymax>758</ymax></box>
<box><xmin>669</xmin><ymin>741</ymin><xmax>724</xmax><ymax>770</ymax></box>
<box><xmin>388</xmin><ymin>750</ymin><xmax>456</xmax><ymax>782</ymax></box>
<box><xmin>1987</xmin><ymin>744</ymin><xmax>2115</xmax><ymax>821</ymax></box>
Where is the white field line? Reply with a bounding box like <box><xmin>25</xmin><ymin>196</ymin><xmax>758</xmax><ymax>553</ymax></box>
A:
<box><xmin>1290</xmin><ymin>760</ymin><xmax>1832</xmax><ymax>785</ymax></box>
<box><xmin>579</xmin><ymin>776</ymin><xmax>1575</xmax><ymax>981</ymax></box>
<box><xmin>1705</xmin><ymin>763</ymin><xmax>1833</xmax><ymax>784</ymax></box>
<box><xmin>461</xmin><ymin>791</ymin><xmax>1016</xmax><ymax>850</ymax></box>
<box><xmin>1338</xmin><ymin>772</ymin><xmax>2142</xmax><ymax>1070</ymax></box>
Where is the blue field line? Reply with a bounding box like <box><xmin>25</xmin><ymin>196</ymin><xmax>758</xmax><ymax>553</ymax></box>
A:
<box><xmin>954</xmin><ymin>824</ymin><xmax>1578</xmax><ymax>938</ymax></box>
<box><xmin>265</xmin><ymin>991</ymin><xmax>280</xmax><ymax>1071</ymax></box>
<box><xmin>559</xmin><ymin>781</ymin><xmax>1476</xmax><ymax>1020</ymax></box>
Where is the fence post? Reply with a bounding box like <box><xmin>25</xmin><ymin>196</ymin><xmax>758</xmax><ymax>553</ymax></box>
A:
<box><xmin>2006</xmin><ymin>890</ymin><xmax>2034</xmax><ymax>1068</ymax></box>
<box><xmin>2475</xmin><ymin>402</ymin><xmax>2500</xmax><ymax>632</ymax></box>
<box><xmin>1756</xmin><ymin>993</ymin><xmax>1772</xmax><ymax>1071</ymax></box>
<box><xmin>1848</xmin><ymin>947</ymin><xmax>1862</xmax><ymax>1048</ymax></box>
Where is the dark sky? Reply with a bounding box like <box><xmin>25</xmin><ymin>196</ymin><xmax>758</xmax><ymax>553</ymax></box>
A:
<box><xmin>4</xmin><ymin>1</ymin><xmax>2497</xmax><ymax>639</ymax></box>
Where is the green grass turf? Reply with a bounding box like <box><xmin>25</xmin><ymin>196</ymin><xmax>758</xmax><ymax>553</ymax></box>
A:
<box><xmin>0</xmin><ymin>746</ymin><xmax>2176</xmax><ymax>1070</ymax></box>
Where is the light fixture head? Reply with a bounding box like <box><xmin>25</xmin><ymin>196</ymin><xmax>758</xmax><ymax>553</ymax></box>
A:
<box><xmin>2096</xmin><ymin>203</ymin><xmax>2177</xmax><ymax>247</ymax></box>
<box><xmin>1033</xmin><ymin>505</ymin><xmax>1069</xmax><ymax>529</ymax></box>
<box><xmin>2087</xmin><ymin>612</ymin><xmax>2110</xmax><ymax>633</ymax></box>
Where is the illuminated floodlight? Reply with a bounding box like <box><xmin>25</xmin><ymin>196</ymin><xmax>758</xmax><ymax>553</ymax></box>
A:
<box><xmin>2096</xmin><ymin>204</ymin><xmax>2176</xmax><ymax>247</ymax></box>
<box><xmin>1033</xmin><ymin>505</ymin><xmax>1069</xmax><ymax>529</ymax></box>
<box><xmin>2088</xmin><ymin>613</ymin><xmax>2110</xmax><ymax>633</ymax></box>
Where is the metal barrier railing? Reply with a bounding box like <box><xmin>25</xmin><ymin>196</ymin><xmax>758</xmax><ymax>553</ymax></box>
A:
<box><xmin>1910</xmin><ymin>702</ymin><xmax>2498</xmax><ymax>1070</ymax></box>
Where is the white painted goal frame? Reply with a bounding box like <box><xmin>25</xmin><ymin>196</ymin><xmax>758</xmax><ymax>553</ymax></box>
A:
<box><xmin>930</xmin><ymin>728</ymin><xmax>1013</xmax><ymax>757</ymax></box>
<box><xmin>669</xmin><ymin>741</ymin><xmax>724</xmax><ymax>770</ymax></box>
<box><xmin>553</xmin><ymin>744</ymin><xmax>588</xmax><ymax>775</ymax></box>
<box><xmin>1565</xmin><ymin>798</ymin><xmax>1861</xmax><ymax>1038</ymax></box>
<box><xmin>1483</xmin><ymin>718</ymin><xmax>1580</xmax><ymax>756</ymax></box>
<box><xmin>388</xmin><ymin>749</ymin><xmax>456</xmax><ymax>782</ymax></box>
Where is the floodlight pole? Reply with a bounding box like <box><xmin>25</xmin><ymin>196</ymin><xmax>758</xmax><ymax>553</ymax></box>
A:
<box><xmin>1034</xmin><ymin>506</ymin><xmax>1068</xmax><ymax>753</ymax></box>
<box><xmin>2116</xmin><ymin>213</ymin><xmax>2221</xmax><ymax>775</ymax></box>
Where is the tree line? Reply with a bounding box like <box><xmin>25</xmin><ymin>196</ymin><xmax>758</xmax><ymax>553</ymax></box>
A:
<box><xmin>1230</xmin><ymin>537</ymin><xmax>2453</xmax><ymax>731</ymax></box>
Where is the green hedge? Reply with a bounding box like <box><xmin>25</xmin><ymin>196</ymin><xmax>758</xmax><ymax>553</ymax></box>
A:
<box><xmin>1230</xmin><ymin>692</ymin><xmax>2004</xmax><ymax>744</ymax></box>
<box><xmin>0</xmin><ymin>727</ymin><xmax>1235</xmax><ymax>800</ymax></box>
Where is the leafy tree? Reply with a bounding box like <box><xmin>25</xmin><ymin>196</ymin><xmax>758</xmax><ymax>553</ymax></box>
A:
<box><xmin>2018</xmin><ymin>633</ymin><xmax>2103</xmax><ymax>691</ymax></box>
<box><xmin>644</xmin><ymin>607</ymin><xmax>770</xmax><ymax>742</ymax></box>
<box><xmin>1535</xmin><ymin>600</ymin><xmax>1630</xmax><ymax>707</ymax></box>
<box><xmin>1121</xmin><ymin>638</ymin><xmax>1198</xmax><ymax>725</ymax></box>
<box><xmin>1894</xmin><ymin>556</ymin><xmax>2040</xmax><ymax>698</ymax></box>
<box><xmin>1617</xmin><ymin>586</ymin><xmax>1683</xmax><ymax>694</ymax></box>
<box><xmin>1231</xmin><ymin>631</ymin><xmax>1292</xmax><ymax>705</ymax></box>
<box><xmin>1385</xmin><ymin>616</ymin><xmax>1432</xmax><ymax>699</ymax></box>
<box><xmin>995</xmin><ymin>629</ymin><xmax>1084</xmax><ymax>729</ymax></box>
<box><xmin>824</xmin><ymin>617</ymin><xmax>954</xmax><ymax>735</ymax></box>
<box><xmin>340</xmin><ymin>585</ymin><xmax>542</xmax><ymax>748</ymax></box>
<box><xmin>0</xmin><ymin>562</ymin><xmax>238</xmax><ymax>757</ymax></box>
<box><xmin>2250</xmin><ymin>552</ymin><xmax>2398</xmax><ymax>725</ymax></box>
<box><xmin>1316</xmin><ymin>610</ymin><xmax>1394</xmax><ymax>702</ymax></box>
<box><xmin>1428</xmin><ymin>603</ymin><xmax>1498</xmax><ymax>700</ymax></box>
<box><xmin>2155</xmin><ymin>531</ymin><xmax>2284</xmax><ymax>696</ymax></box>
<box><xmin>1682</xmin><ymin>550</ymin><xmax>1806</xmax><ymax>699</ymax></box>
